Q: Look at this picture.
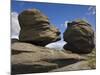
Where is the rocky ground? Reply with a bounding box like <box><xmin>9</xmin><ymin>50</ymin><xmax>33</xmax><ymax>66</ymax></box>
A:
<box><xmin>11</xmin><ymin>42</ymin><xmax>96</xmax><ymax>74</ymax></box>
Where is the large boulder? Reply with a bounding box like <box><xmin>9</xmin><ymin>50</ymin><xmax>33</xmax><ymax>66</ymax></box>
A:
<box><xmin>18</xmin><ymin>9</ymin><xmax>61</xmax><ymax>46</ymax></box>
<box><xmin>63</xmin><ymin>19</ymin><xmax>95</xmax><ymax>53</ymax></box>
<box><xmin>11</xmin><ymin>42</ymin><xmax>85</xmax><ymax>74</ymax></box>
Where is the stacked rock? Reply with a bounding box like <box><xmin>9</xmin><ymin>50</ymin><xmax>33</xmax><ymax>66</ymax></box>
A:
<box><xmin>11</xmin><ymin>9</ymin><xmax>96</xmax><ymax>74</ymax></box>
<box><xmin>18</xmin><ymin>9</ymin><xmax>61</xmax><ymax>46</ymax></box>
<box><xmin>63</xmin><ymin>19</ymin><xmax>95</xmax><ymax>54</ymax></box>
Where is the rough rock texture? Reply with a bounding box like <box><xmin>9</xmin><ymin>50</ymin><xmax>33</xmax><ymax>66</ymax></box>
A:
<box><xmin>18</xmin><ymin>9</ymin><xmax>61</xmax><ymax>46</ymax></box>
<box><xmin>51</xmin><ymin>48</ymin><xmax>96</xmax><ymax>72</ymax></box>
<box><xmin>63</xmin><ymin>19</ymin><xmax>95</xmax><ymax>54</ymax></box>
<box><xmin>11</xmin><ymin>42</ymin><xmax>86</xmax><ymax>74</ymax></box>
<box><xmin>51</xmin><ymin>61</ymin><xmax>91</xmax><ymax>72</ymax></box>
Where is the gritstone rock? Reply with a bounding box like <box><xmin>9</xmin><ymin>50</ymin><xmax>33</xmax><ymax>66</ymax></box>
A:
<box><xmin>18</xmin><ymin>9</ymin><xmax>61</xmax><ymax>46</ymax></box>
<box><xmin>63</xmin><ymin>19</ymin><xmax>95</xmax><ymax>54</ymax></box>
<box><xmin>11</xmin><ymin>42</ymin><xmax>85</xmax><ymax>74</ymax></box>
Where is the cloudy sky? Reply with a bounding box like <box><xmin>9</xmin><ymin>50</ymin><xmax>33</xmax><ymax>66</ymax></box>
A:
<box><xmin>11</xmin><ymin>0</ymin><xmax>96</xmax><ymax>49</ymax></box>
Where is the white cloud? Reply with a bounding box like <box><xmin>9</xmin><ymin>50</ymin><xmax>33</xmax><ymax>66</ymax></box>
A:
<box><xmin>45</xmin><ymin>40</ymin><xmax>66</xmax><ymax>50</ymax></box>
<box><xmin>64</xmin><ymin>20</ymin><xmax>68</xmax><ymax>27</ymax></box>
<box><xmin>11</xmin><ymin>12</ymin><xmax>20</xmax><ymax>39</ymax></box>
<box><xmin>87</xmin><ymin>6</ymin><xmax>96</xmax><ymax>15</ymax></box>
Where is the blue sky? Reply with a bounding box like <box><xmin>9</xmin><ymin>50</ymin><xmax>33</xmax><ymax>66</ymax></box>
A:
<box><xmin>11</xmin><ymin>0</ymin><xmax>96</xmax><ymax>31</ymax></box>
<box><xmin>11</xmin><ymin>0</ymin><xmax>96</xmax><ymax>48</ymax></box>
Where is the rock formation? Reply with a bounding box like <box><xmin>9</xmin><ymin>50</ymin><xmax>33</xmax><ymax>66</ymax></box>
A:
<box><xmin>11</xmin><ymin>9</ymin><xmax>96</xmax><ymax>75</ymax></box>
<box><xmin>18</xmin><ymin>9</ymin><xmax>61</xmax><ymax>46</ymax></box>
<box><xmin>11</xmin><ymin>42</ymin><xmax>86</xmax><ymax>74</ymax></box>
<box><xmin>63</xmin><ymin>19</ymin><xmax>95</xmax><ymax>54</ymax></box>
<box><xmin>11</xmin><ymin>42</ymin><xmax>95</xmax><ymax>74</ymax></box>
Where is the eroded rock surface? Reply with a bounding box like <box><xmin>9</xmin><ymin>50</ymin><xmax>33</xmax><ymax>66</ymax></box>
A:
<box><xmin>11</xmin><ymin>42</ymin><xmax>86</xmax><ymax>74</ymax></box>
<box><xmin>63</xmin><ymin>19</ymin><xmax>95</xmax><ymax>54</ymax></box>
<box><xmin>18</xmin><ymin>9</ymin><xmax>61</xmax><ymax>46</ymax></box>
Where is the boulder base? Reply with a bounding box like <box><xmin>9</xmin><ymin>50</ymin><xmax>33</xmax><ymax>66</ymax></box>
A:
<box><xmin>11</xmin><ymin>42</ymin><xmax>85</xmax><ymax>74</ymax></box>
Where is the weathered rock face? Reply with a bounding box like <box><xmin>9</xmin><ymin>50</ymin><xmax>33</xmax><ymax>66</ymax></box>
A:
<box><xmin>51</xmin><ymin>61</ymin><xmax>92</xmax><ymax>72</ymax></box>
<box><xmin>63</xmin><ymin>19</ymin><xmax>95</xmax><ymax>54</ymax></box>
<box><xmin>11</xmin><ymin>42</ymin><xmax>86</xmax><ymax>74</ymax></box>
<box><xmin>51</xmin><ymin>48</ymin><xmax>96</xmax><ymax>72</ymax></box>
<box><xmin>18</xmin><ymin>9</ymin><xmax>61</xmax><ymax>46</ymax></box>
